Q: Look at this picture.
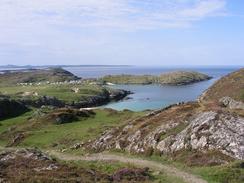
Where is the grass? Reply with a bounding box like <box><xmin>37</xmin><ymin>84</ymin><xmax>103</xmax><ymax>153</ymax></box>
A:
<box><xmin>201</xmin><ymin>68</ymin><xmax>244</xmax><ymax>103</ymax></box>
<box><xmin>104</xmin><ymin>150</ymin><xmax>244</xmax><ymax>183</ymax></box>
<box><xmin>0</xmin><ymin>84</ymin><xmax>107</xmax><ymax>102</ymax></box>
<box><xmin>11</xmin><ymin>109</ymin><xmax>143</xmax><ymax>149</ymax></box>
<box><xmin>148</xmin><ymin>155</ymin><xmax>244</xmax><ymax>183</ymax></box>
<box><xmin>1</xmin><ymin>109</ymin><xmax>242</xmax><ymax>183</ymax></box>
<box><xmin>67</xmin><ymin>160</ymin><xmax>137</xmax><ymax>174</ymax></box>
<box><xmin>0</xmin><ymin>111</ymin><xmax>33</xmax><ymax>145</ymax></box>
<box><xmin>191</xmin><ymin>162</ymin><xmax>244</xmax><ymax>183</ymax></box>
<box><xmin>63</xmin><ymin>159</ymin><xmax>186</xmax><ymax>183</ymax></box>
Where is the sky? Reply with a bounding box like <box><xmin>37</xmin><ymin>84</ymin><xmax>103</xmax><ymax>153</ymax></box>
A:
<box><xmin>0</xmin><ymin>0</ymin><xmax>244</xmax><ymax>66</ymax></box>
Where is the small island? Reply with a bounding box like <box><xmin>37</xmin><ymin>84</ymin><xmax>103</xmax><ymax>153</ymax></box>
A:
<box><xmin>100</xmin><ymin>71</ymin><xmax>212</xmax><ymax>85</ymax></box>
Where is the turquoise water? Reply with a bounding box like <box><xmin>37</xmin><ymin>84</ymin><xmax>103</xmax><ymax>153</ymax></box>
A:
<box><xmin>103</xmin><ymin>79</ymin><xmax>217</xmax><ymax>111</ymax></box>
<box><xmin>64</xmin><ymin>66</ymin><xmax>241</xmax><ymax>111</ymax></box>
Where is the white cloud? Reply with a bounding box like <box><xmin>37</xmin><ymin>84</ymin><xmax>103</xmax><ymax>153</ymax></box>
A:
<box><xmin>0</xmin><ymin>0</ymin><xmax>229</xmax><ymax>65</ymax></box>
<box><xmin>0</xmin><ymin>0</ymin><xmax>227</xmax><ymax>30</ymax></box>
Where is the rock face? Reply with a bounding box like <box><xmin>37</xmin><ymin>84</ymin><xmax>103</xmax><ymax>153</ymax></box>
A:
<box><xmin>157</xmin><ymin>112</ymin><xmax>244</xmax><ymax>160</ymax></box>
<box><xmin>219</xmin><ymin>96</ymin><xmax>244</xmax><ymax>110</ymax></box>
<box><xmin>89</xmin><ymin>108</ymin><xmax>244</xmax><ymax>160</ymax></box>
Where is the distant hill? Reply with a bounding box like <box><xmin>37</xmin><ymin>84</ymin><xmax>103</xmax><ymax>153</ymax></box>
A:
<box><xmin>0</xmin><ymin>68</ymin><xmax>80</xmax><ymax>86</ymax></box>
<box><xmin>101</xmin><ymin>71</ymin><xmax>212</xmax><ymax>85</ymax></box>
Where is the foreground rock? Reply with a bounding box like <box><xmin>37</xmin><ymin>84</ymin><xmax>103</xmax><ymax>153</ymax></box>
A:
<box><xmin>101</xmin><ymin>71</ymin><xmax>212</xmax><ymax>85</ymax></box>
<box><xmin>219</xmin><ymin>96</ymin><xmax>244</xmax><ymax>110</ymax></box>
<box><xmin>0</xmin><ymin>148</ymin><xmax>150</xmax><ymax>183</ymax></box>
<box><xmin>89</xmin><ymin>103</ymin><xmax>244</xmax><ymax>160</ymax></box>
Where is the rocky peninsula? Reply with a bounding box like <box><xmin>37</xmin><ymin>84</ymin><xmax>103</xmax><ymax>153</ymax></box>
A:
<box><xmin>101</xmin><ymin>71</ymin><xmax>212</xmax><ymax>85</ymax></box>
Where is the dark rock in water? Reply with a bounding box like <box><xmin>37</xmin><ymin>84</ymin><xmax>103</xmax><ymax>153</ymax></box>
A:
<box><xmin>0</xmin><ymin>98</ymin><xmax>28</xmax><ymax>119</ymax></box>
<box><xmin>123</xmin><ymin>96</ymin><xmax>133</xmax><ymax>100</ymax></box>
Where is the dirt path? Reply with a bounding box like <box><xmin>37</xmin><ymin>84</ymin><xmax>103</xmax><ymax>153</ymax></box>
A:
<box><xmin>48</xmin><ymin>150</ymin><xmax>207</xmax><ymax>183</ymax></box>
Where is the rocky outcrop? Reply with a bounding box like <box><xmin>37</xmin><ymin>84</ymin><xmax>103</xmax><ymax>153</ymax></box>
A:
<box><xmin>219</xmin><ymin>96</ymin><xmax>244</xmax><ymax>110</ymax></box>
<box><xmin>0</xmin><ymin>98</ymin><xmax>29</xmax><ymax>119</ymax></box>
<box><xmin>89</xmin><ymin>107</ymin><xmax>244</xmax><ymax>160</ymax></box>
<box><xmin>19</xmin><ymin>89</ymin><xmax>130</xmax><ymax>109</ymax></box>
<box><xmin>156</xmin><ymin>112</ymin><xmax>244</xmax><ymax>160</ymax></box>
<box><xmin>45</xmin><ymin>108</ymin><xmax>96</xmax><ymax>124</ymax></box>
<box><xmin>20</xmin><ymin>96</ymin><xmax>65</xmax><ymax>108</ymax></box>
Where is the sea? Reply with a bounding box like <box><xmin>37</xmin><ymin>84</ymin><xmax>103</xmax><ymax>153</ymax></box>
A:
<box><xmin>0</xmin><ymin>65</ymin><xmax>242</xmax><ymax>111</ymax></box>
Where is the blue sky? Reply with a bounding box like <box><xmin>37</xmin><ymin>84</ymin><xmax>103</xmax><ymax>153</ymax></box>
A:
<box><xmin>0</xmin><ymin>0</ymin><xmax>243</xmax><ymax>66</ymax></box>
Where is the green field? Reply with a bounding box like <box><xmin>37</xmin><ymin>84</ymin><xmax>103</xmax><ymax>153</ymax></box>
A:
<box><xmin>0</xmin><ymin>84</ymin><xmax>108</xmax><ymax>102</ymax></box>
<box><xmin>0</xmin><ymin>109</ymin><xmax>143</xmax><ymax>150</ymax></box>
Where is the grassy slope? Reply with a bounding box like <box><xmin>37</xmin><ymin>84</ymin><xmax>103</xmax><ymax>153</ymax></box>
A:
<box><xmin>0</xmin><ymin>111</ymin><xmax>33</xmax><ymax>146</ymax></box>
<box><xmin>200</xmin><ymin>68</ymin><xmax>244</xmax><ymax>103</ymax></box>
<box><xmin>0</xmin><ymin>109</ymin><xmax>143</xmax><ymax>149</ymax></box>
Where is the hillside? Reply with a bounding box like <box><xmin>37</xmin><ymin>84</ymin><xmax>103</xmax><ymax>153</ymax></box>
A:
<box><xmin>0</xmin><ymin>68</ymin><xmax>79</xmax><ymax>86</ymax></box>
<box><xmin>101</xmin><ymin>71</ymin><xmax>211</xmax><ymax>85</ymax></box>
<box><xmin>89</xmin><ymin>69</ymin><xmax>244</xmax><ymax>164</ymax></box>
<box><xmin>199</xmin><ymin>68</ymin><xmax>244</xmax><ymax>103</ymax></box>
<box><xmin>0</xmin><ymin>68</ymin><xmax>243</xmax><ymax>183</ymax></box>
